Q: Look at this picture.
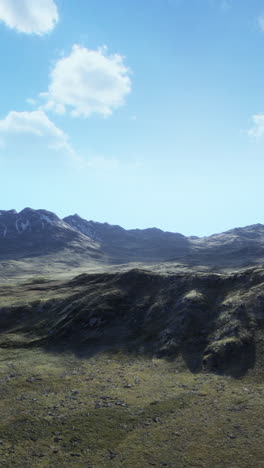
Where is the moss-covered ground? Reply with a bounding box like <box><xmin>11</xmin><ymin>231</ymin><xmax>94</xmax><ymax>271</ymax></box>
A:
<box><xmin>0</xmin><ymin>347</ymin><xmax>263</xmax><ymax>468</ymax></box>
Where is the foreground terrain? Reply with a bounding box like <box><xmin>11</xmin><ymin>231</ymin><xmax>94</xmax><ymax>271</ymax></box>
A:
<box><xmin>1</xmin><ymin>268</ymin><xmax>264</xmax><ymax>466</ymax></box>
<box><xmin>2</xmin><ymin>208</ymin><xmax>264</xmax><ymax>466</ymax></box>
<box><xmin>0</xmin><ymin>348</ymin><xmax>264</xmax><ymax>468</ymax></box>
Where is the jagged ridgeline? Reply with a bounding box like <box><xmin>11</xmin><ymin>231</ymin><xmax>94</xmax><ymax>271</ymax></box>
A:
<box><xmin>1</xmin><ymin>207</ymin><xmax>264</xmax><ymax>270</ymax></box>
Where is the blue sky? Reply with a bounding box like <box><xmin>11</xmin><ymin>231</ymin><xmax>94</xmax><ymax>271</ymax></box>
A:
<box><xmin>1</xmin><ymin>0</ymin><xmax>264</xmax><ymax>236</ymax></box>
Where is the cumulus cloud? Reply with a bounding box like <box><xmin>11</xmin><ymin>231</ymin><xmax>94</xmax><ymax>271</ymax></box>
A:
<box><xmin>0</xmin><ymin>0</ymin><xmax>58</xmax><ymax>35</ymax></box>
<box><xmin>41</xmin><ymin>44</ymin><xmax>132</xmax><ymax>117</ymax></box>
<box><xmin>248</xmin><ymin>114</ymin><xmax>264</xmax><ymax>138</ymax></box>
<box><xmin>0</xmin><ymin>110</ymin><xmax>73</xmax><ymax>153</ymax></box>
<box><xmin>0</xmin><ymin>110</ymin><xmax>141</xmax><ymax>170</ymax></box>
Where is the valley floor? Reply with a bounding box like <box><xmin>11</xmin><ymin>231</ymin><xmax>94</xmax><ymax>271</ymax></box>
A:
<box><xmin>0</xmin><ymin>347</ymin><xmax>263</xmax><ymax>468</ymax></box>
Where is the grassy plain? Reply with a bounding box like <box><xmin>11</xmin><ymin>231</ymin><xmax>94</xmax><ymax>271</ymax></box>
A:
<box><xmin>1</xmin><ymin>269</ymin><xmax>264</xmax><ymax>467</ymax></box>
<box><xmin>0</xmin><ymin>347</ymin><xmax>264</xmax><ymax>467</ymax></box>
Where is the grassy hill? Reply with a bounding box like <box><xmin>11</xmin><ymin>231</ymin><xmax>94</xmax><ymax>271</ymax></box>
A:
<box><xmin>0</xmin><ymin>268</ymin><xmax>264</xmax><ymax>466</ymax></box>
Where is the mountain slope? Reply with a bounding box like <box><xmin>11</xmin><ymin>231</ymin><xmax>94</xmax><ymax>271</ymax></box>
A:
<box><xmin>64</xmin><ymin>214</ymin><xmax>189</xmax><ymax>263</ymax></box>
<box><xmin>179</xmin><ymin>223</ymin><xmax>264</xmax><ymax>268</ymax></box>
<box><xmin>64</xmin><ymin>213</ymin><xmax>264</xmax><ymax>268</ymax></box>
<box><xmin>0</xmin><ymin>208</ymin><xmax>101</xmax><ymax>260</ymax></box>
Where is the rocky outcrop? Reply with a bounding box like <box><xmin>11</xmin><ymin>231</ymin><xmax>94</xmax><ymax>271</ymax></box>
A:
<box><xmin>1</xmin><ymin>268</ymin><xmax>264</xmax><ymax>376</ymax></box>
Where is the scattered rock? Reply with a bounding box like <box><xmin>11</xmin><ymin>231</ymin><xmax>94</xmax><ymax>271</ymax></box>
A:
<box><xmin>153</xmin><ymin>417</ymin><xmax>161</xmax><ymax>423</ymax></box>
<box><xmin>109</xmin><ymin>450</ymin><xmax>118</xmax><ymax>459</ymax></box>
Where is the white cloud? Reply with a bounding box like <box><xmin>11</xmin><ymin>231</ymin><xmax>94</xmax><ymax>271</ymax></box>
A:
<box><xmin>258</xmin><ymin>16</ymin><xmax>264</xmax><ymax>32</ymax></box>
<box><xmin>0</xmin><ymin>0</ymin><xmax>58</xmax><ymax>35</ymax></box>
<box><xmin>248</xmin><ymin>114</ymin><xmax>264</xmax><ymax>139</ymax></box>
<box><xmin>0</xmin><ymin>110</ymin><xmax>73</xmax><ymax>153</ymax></box>
<box><xmin>220</xmin><ymin>0</ymin><xmax>230</xmax><ymax>11</ymax></box>
<box><xmin>0</xmin><ymin>110</ymin><xmax>142</xmax><ymax>171</ymax></box>
<box><xmin>41</xmin><ymin>44</ymin><xmax>132</xmax><ymax>117</ymax></box>
<box><xmin>26</xmin><ymin>98</ymin><xmax>37</xmax><ymax>106</ymax></box>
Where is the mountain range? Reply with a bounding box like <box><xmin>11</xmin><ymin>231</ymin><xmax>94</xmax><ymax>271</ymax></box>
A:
<box><xmin>1</xmin><ymin>208</ymin><xmax>264</xmax><ymax>276</ymax></box>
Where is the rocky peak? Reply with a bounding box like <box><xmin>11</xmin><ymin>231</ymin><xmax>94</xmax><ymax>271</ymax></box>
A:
<box><xmin>64</xmin><ymin>214</ymin><xmax>102</xmax><ymax>241</ymax></box>
<box><xmin>0</xmin><ymin>207</ymin><xmax>84</xmax><ymax>240</ymax></box>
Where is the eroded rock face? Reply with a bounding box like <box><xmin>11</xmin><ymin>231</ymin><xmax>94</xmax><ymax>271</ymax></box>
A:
<box><xmin>202</xmin><ymin>338</ymin><xmax>255</xmax><ymax>376</ymax></box>
<box><xmin>1</xmin><ymin>268</ymin><xmax>264</xmax><ymax>376</ymax></box>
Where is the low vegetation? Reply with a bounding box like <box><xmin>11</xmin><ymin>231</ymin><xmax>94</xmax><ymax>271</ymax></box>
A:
<box><xmin>1</xmin><ymin>267</ymin><xmax>264</xmax><ymax>466</ymax></box>
<box><xmin>0</xmin><ymin>348</ymin><xmax>264</xmax><ymax>467</ymax></box>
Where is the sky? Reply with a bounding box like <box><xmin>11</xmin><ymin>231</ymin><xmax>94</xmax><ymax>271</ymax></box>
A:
<box><xmin>1</xmin><ymin>0</ymin><xmax>264</xmax><ymax>236</ymax></box>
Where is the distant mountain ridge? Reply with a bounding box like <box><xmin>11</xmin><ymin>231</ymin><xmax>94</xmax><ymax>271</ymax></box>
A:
<box><xmin>64</xmin><ymin>213</ymin><xmax>189</xmax><ymax>263</ymax></box>
<box><xmin>0</xmin><ymin>208</ymin><xmax>100</xmax><ymax>260</ymax></box>
<box><xmin>0</xmin><ymin>208</ymin><xmax>71</xmax><ymax>238</ymax></box>
<box><xmin>1</xmin><ymin>207</ymin><xmax>264</xmax><ymax>270</ymax></box>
